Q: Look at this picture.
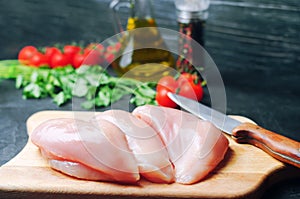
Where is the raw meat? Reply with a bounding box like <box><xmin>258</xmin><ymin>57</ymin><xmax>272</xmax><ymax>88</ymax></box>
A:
<box><xmin>31</xmin><ymin>118</ymin><xmax>140</xmax><ymax>183</ymax></box>
<box><xmin>31</xmin><ymin>105</ymin><xmax>229</xmax><ymax>185</ymax></box>
<box><xmin>133</xmin><ymin>105</ymin><xmax>229</xmax><ymax>184</ymax></box>
<box><xmin>93</xmin><ymin>110</ymin><xmax>174</xmax><ymax>183</ymax></box>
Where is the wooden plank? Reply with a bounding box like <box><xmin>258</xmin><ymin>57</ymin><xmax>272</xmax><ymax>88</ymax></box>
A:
<box><xmin>0</xmin><ymin>110</ymin><xmax>298</xmax><ymax>198</ymax></box>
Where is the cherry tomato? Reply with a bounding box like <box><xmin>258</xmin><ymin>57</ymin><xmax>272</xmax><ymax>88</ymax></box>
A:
<box><xmin>177</xmin><ymin>72</ymin><xmax>198</xmax><ymax>87</ymax></box>
<box><xmin>72</xmin><ymin>53</ymin><xmax>85</xmax><ymax>68</ymax></box>
<box><xmin>18</xmin><ymin>46</ymin><xmax>38</xmax><ymax>65</ymax></box>
<box><xmin>85</xmin><ymin>43</ymin><xmax>104</xmax><ymax>54</ymax></box>
<box><xmin>29</xmin><ymin>52</ymin><xmax>47</xmax><ymax>67</ymax></box>
<box><xmin>104</xmin><ymin>52</ymin><xmax>115</xmax><ymax>64</ymax></box>
<box><xmin>114</xmin><ymin>42</ymin><xmax>122</xmax><ymax>51</ymax></box>
<box><xmin>192</xmin><ymin>83</ymin><xmax>204</xmax><ymax>101</ymax></box>
<box><xmin>156</xmin><ymin>76</ymin><xmax>178</xmax><ymax>108</ymax></box>
<box><xmin>178</xmin><ymin>81</ymin><xmax>203</xmax><ymax>101</ymax></box>
<box><xmin>45</xmin><ymin>47</ymin><xmax>60</xmax><ymax>64</ymax></box>
<box><xmin>49</xmin><ymin>52</ymin><xmax>69</xmax><ymax>68</ymax></box>
<box><xmin>83</xmin><ymin>44</ymin><xmax>106</xmax><ymax>65</ymax></box>
<box><xmin>156</xmin><ymin>76</ymin><xmax>178</xmax><ymax>92</ymax></box>
<box><xmin>106</xmin><ymin>42</ymin><xmax>121</xmax><ymax>53</ymax></box>
<box><xmin>155</xmin><ymin>87</ymin><xmax>177</xmax><ymax>108</ymax></box>
<box><xmin>63</xmin><ymin>45</ymin><xmax>81</xmax><ymax>65</ymax></box>
<box><xmin>156</xmin><ymin>73</ymin><xmax>204</xmax><ymax>108</ymax></box>
<box><xmin>106</xmin><ymin>46</ymin><xmax>114</xmax><ymax>53</ymax></box>
<box><xmin>84</xmin><ymin>49</ymin><xmax>102</xmax><ymax>65</ymax></box>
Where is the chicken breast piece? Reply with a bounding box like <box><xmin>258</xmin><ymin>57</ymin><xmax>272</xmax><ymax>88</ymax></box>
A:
<box><xmin>132</xmin><ymin>105</ymin><xmax>229</xmax><ymax>184</ymax></box>
<box><xmin>93</xmin><ymin>110</ymin><xmax>174</xmax><ymax>183</ymax></box>
<box><xmin>31</xmin><ymin>118</ymin><xmax>139</xmax><ymax>183</ymax></box>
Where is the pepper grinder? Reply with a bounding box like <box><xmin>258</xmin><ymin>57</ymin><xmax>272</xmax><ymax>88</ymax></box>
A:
<box><xmin>174</xmin><ymin>0</ymin><xmax>210</xmax><ymax>73</ymax></box>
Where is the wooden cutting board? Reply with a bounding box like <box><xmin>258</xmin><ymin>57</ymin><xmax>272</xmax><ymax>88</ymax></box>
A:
<box><xmin>0</xmin><ymin>110</ymin><xmax>299</xmax><ymax>199</ymax></box>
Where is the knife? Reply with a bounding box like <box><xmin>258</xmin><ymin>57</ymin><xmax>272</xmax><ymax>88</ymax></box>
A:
<box><xmin>167</xmin><ymin>92</ymin><xmax>300</xmax><ymax>168</ymax></box>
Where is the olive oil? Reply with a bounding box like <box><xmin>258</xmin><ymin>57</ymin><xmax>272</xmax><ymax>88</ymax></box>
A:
<box><xmin>111</xmin><ymin>17</ymin><xmax>175</xmax><ymax>82</ymax></box>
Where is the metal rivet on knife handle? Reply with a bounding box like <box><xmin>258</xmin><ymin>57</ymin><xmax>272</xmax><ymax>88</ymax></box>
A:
<box><xmin>232</xmin><ymin>122</ymin><xmax>300</xmax><ymax>168</ymax></box>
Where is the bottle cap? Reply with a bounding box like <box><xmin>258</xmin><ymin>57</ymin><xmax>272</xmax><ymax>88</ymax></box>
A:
<box><xmin>176</xmin><ymin>10</ymin><xmax>208</xmax><ymax>23</ymax></box>
<box><xmin>174</xmin><ymin>0</ymin><xmax>209</xmax><ymax>23</ymax></box>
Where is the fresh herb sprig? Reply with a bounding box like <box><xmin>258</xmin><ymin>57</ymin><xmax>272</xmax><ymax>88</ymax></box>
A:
<box><xmin>0</xmin><ymin>60</ymin><xmax>157</xmax><ymax>109</ymax></box>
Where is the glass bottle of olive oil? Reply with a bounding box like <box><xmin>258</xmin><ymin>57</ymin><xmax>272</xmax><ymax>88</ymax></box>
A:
<box><xmin>110</xmin><ymin>0</ymin><xmax>175</xmax><ymax>81</ymax></box>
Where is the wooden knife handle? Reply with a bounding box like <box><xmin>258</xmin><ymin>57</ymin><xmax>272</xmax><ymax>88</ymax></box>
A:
<box><xmin>232</xmin><ymin>122</ymin><xmax>300</xmax><ymax>168</ymax></box>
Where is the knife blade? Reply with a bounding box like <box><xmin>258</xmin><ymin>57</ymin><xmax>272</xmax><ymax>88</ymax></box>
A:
<box><xmin>167</xmin><ymin>92</ymin><xmax>300</xmax><ymax>168</ymax></box>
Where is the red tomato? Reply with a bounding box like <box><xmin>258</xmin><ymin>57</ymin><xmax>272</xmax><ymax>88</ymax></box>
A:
<box><xmin>114</xmin><ymin>42</ymin><xmax>122</xmax><ymax>51</ymax></box>
<box><xmin>178</xmin><ymin>81</ymin><xmax>203</xmax><ymax>101</ymax></box>
<box><xmin>29</xmin><ymin>52</ymin><xmax>47</xmax><ymax>67</ymax></box>
<box><xmin>45</xmin><ymin>47</ymin><xmax>60</xmax><ymax>64</ymax></box>
<box><xmin>49</xmin><ymin>52</ymin><xmax>69</xmax><ymax>68</ymax></box>
<box><xmin>156</xmin><ymin>76</ymin><xmax>178</xmax><ymax>108</ymax></box>
<box><xmin>63</xmin><ymin>45</ymin><xmax>81</xmax><ymax>65</ymax></box>
<box><xmin>106</xmin><ymin>45</ymin><xmax>116</xmax><ymax>53</ymax></box>
<box><xmin>192</xmin><ymin>83</ymin><xmax>204</xmax><ymax>101</ymax></box>
<box><xmin>84</xmin><ymin>44</ymin><xmax>105</xmax><ymax>65</ymax></box>
<box><xmin>85</xmin><ymin>43</ymin><xmax>104</xmax><ymax>54</ymax></box>
<box><xmin>156</xmin><ymin>73</ymin><xmax>204</xmax><ymax>107</ymax></box>
<box><xmin>104</xmin><ymin>52</ymin><xmax>115</xmax><ymax>63</ymax></box>
<box><xmin>72</xmin><ymin>53</ymin><xmax>85</xmax><ymax>68</ymax></box>
<box><xmin>18</xmin><ymin>46</ymin><xmax>38</xmax><ymax>65</ymax></box>
<box><xmin>156</xmin><ymin>76</ymin><xmax>178</xmax><ymax>92</ymax></box>
<box><xmin>177</xmin><ymin>72</ymin><xmax>198</xmax><ymax>87</ymax></box>
<box><xmin>106</xmin><ymin>42</ymin><xmax>121</xmax><ymax>53</ymax></box>
<box><xmin>84</xmin><ymin>49</ymin><xmax>102</xmax><ymax>65</ymax></box>
<box><xmin>155</xmin><ymin>87</ymin><xmax>178</xmax><ymax>108</ymax></box>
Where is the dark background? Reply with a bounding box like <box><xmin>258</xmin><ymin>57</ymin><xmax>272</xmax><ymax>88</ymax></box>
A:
<box><xmin>0</xmin><ymin>0</ymin><xmax>299</xmax><ymax>198</ymax></box>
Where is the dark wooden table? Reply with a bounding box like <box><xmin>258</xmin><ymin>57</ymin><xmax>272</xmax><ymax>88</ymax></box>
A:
<box><xmin>0</xmin><ymin>0</ymin><xmax>299</xmax><ymax>198</ymax></box>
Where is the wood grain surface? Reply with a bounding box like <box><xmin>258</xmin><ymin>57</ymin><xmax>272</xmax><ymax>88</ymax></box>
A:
<box><xmin>0</xmin><ymin>110</ymin><xmax>299</xmax><ymax>199</ymax></box>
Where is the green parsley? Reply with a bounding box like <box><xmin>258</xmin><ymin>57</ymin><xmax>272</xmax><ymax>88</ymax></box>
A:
<box><xmin>0</xmin><ymin>60</ymin><xmax>157</xmax><ymax>109</ymax></box>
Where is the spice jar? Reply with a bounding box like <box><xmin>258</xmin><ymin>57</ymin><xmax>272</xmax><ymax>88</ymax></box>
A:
<box><xmin>174</xmin><ymin>0</ymin><xmax>209</xmax><ymax>73</ymax></box>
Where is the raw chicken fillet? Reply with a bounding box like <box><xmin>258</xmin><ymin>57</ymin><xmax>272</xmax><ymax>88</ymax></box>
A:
<box><xmin>31</xmin><ymin>105</ymin><xmax>229</xmax><ymax>184</ymax></box>
<box><xmin>93</xmin><ymin>110</ymin><xmax>174</xmax><ymax>183</ymax></box>
<box><xmin>31</xmin><ymin>118</ymin><xmax>139</xmax><ymax>183</ymax></box>
<box><xmin>133</xmin><ymin>105</ymin><xmax>229</xmax><ymax>184</ymax></box>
